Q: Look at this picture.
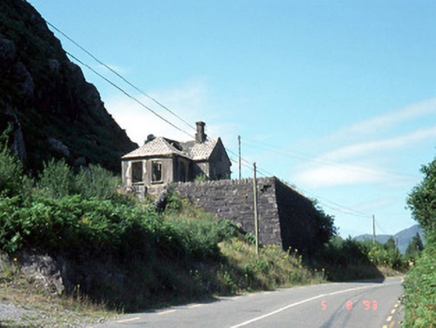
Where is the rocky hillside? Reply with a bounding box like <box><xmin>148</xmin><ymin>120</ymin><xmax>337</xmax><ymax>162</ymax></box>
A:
<box><xmin>0</xmin><ymin>0</ymin><xmax>137</xmax><ymax>173</ymax></box>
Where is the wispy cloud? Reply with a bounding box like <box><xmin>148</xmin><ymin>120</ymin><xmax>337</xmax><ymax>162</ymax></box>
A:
<box><xmin>320</xmin><ymin>125</ymin><xmax>436</xmax><ymax>162</ymax></box>
<box><xmin>293</xmin><ymin>162</ymin><xmax>403</xmax><ymax>188</ymax></box>
<box><xmin>331</xmin><ymin>98</ymin><xmax>436</xmax><ymax>139</ymax></box>
<box><xmin>292</xmin><ymin>99</ymin><xmax>436</xmax><ymax>188</ymax></box>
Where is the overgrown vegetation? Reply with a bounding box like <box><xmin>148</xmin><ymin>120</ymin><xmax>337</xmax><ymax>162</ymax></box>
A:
<box><xmin>404</xmin><ymin>155</ymin><xmax>436</xmax><ymax>327</ymax></box>
<box><xmin>0</xmin><ymin>140</ymin><xmax>329</xmax><ymax>325</ymax></box>
<box><xmin>308</xmin><ymin>235</ymin><xmax>407</xmax><ymax>282</ymax></box>
<box><xmin>0</xmin><ymin>128</ymin><xmax>415</xmax><ymax>326</ymax></box>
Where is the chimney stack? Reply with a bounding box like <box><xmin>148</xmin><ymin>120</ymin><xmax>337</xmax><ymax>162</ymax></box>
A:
<box><xmin>195</xmin><ymin>121</ymin><xmax>207</xmax><ymax>143</ymax></box>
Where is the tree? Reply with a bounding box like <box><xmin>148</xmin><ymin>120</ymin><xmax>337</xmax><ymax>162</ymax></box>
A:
<box><xmin>384</xmin><ymin>237</ymin><xmax>397</xmax><ymax>252</ymax></box>
<box><xmin>407</xmin><ymin>157</ymin><xmax>436</xmax><ymax>234</ymax></box>
<box><xmin>405</xmin><ymin>233</ymin><xmax>424</xmax><ymax>260</ymax></box>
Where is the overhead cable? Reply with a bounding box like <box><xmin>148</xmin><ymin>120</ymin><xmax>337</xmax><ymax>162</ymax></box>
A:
<box><xmin>45</xmin><ymin>20</ymin><xmax>196</xmax><ymax>132</ymax></box>
<box><xmin>65</xmin><ymin>51</ymin><xmax>194</xmax><ymax>139</ymax></box>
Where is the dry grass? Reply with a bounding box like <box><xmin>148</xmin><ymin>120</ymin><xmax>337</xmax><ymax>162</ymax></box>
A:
<box><xmin>218</xmin><ymin>238</ymin><xmax>327</xmax><ymax>293</ymax></box>
<box><xmin>0</xmin><ymin>260</ymin><xmax>115</xmax><ymax>327</ymax></box>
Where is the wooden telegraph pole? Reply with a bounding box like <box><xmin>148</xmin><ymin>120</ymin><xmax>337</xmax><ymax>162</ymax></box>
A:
<box><xmin>372</xmin><ymin>214</ymin><xmax>376</xmax><ymax>245</ymax></box>
<box><xmin>253</xmin><ymin>162</ymin><xmax>259</xmax><ymax>255</ymax></box>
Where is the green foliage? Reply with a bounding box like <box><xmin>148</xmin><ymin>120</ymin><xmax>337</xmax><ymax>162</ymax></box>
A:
<box><xmin>403</xmin><ymin>236</ymin><xmax>436</xmax><ymax>328</ymax></box>
<box><xmin>37</xmin><ymin>159</ymin><xmax>76</xmax><ymax>198</ymax></box>
<box><xmin>0</xmin><ymin>194</ymin><xmax>157</xmax><ymax>256</ymax></box>
<box><xmin>164</xmin><ymin>190</ymin><xmax>184</xmax><ymax>213</ymax></box>
<box><xmin>312</xmin><ymin>200</ymin><xmax>337</xmax><ymax>245</ymax></box>
<box><xmin>405</xmin><ymin>233</ymin><xmax>424</xmax><ymax>261</ymax></box>
<box><xmin>407</xmin><ymin>157</ymin><xmax>436</xmax><ymax>234</ymax></box>
<box><xmin>75</xmin><ymin>164</ymin><xmax>121</xmax><ymax>200</ymax></box>
<box><xmin>0</xmin><ymin>128</ymin><xmax>32</xmax><ymax>199</ymax></box>
<box><xmin>37</xmin><ymin>159</ymin><xmax>121</xmax><ymax>201</ymax></box>
<box><xmin>194</xmin><ymin>174</ymin><xmax>207</xmax><ymax>182</ymax></box>
<box><xmin>167</xmin><ymin>217</ymin><xmax>238</xmax><ymax>260</ymax></box>
<box><xmin>404</xmin><ymin>154</ymin><xmax>436</xmax><ymax>327</ymax></box>
<box><xmin>310</xmin><ymin>236</ymin><xmax>407</xmax><ymax>281</ymax></box>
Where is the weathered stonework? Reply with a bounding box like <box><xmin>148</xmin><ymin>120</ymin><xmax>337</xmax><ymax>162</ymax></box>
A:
<box><xmin>174</xmin><ymin>177</ymin><xmax>321</xmax><ymax>253</ymax></box>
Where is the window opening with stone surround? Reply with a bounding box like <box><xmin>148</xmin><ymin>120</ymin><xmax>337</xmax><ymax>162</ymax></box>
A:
<box><xmin>152</xmin><ymin>161</ymin><xmax>162</xmax><ymax>183</ymax></box>
<box><xmin>132</xmin><ymin>161</ymin><xmax>143</xmax><ymax>183</ymax></box>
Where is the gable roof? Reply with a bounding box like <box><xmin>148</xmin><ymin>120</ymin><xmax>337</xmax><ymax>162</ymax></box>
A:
<box><xmin>122</xmin><ymin>137</ymin><xmax>189</xmax><ymax>159</ymax></box>
<box><xmin>122</xmin><ymin>136</ymin><xmax>230</xmax><ymax>164</ymax></box>
<box><xmin>181</xmin><ymin>139</ymin><xmax>218</xmax><ymax>161</ymax></box>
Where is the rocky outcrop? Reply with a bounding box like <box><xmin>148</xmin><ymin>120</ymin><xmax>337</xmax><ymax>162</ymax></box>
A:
<box><xmin>0</xmin><ymin>0</ymin><xmax>137</xmax><ymax>172</ymax></box>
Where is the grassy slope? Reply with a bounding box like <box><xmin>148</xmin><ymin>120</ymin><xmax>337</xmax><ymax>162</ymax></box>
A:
<box><xmin>0</xmin><ymin>212</ymin><xmax>326</xmax><ymax>327</ymax></box>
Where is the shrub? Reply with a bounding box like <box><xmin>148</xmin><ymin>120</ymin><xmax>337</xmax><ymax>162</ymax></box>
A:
<box><xmin>403</xmin><ymin>236</ymin><xmax>436</xmax><ymax>327</ymax></box>
<box><xmin>37</xmin><ymin>159</ymin><xmax>76</xmax><ymax>199</ymax></box>
<box><xmin>0</xmin><ymin>128</ymin><xmax>32</xmax><ymax>199</ymax></box>
<box><xmin>75</xmin><ymin>164</ymin><xmax>121</xmax><ymax>201</ymax></box>
<box><xmin>37</xmin><ymin>159</ymin><xmax>122</xmax><ymax>201</ymax></box>
<box><xmin>167</xmin><ymin>217</ymin><xmax>238</xmax><ymax>260</ymax></box>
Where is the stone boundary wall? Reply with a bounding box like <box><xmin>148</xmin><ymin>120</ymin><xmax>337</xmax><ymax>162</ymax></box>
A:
<box><xmin>174</xmin><ymin>177</ymin><xmax>320</xmax><ymax>251</ymax></box>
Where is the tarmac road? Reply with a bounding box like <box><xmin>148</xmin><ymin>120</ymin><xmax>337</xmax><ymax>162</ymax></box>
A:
<box><xmin>97</xmin><ymin>276</ymin><xmax>404</xmax><ymax>328</ymax></box>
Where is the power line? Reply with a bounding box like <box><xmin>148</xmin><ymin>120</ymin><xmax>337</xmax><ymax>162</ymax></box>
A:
<box><xmin>45</xmin><ymin>18</ymin><xmax>375</xmax><ymax>222</ymax></box>
<box><xmin>226</xmin><ymin>145</ymin><xmax>372</xmax><ymax>220</ymax></box>
<box><xmin>65</xmin><ymin>51</ymin><xmax>194</xmax><ymax>139</ymax></box>
<box><xmin>45</xmin><ymin>20</ymin><xmax>196</xmax><ymax>133</ymax></box>
<box><xmin>242</xmin><ymin>136</ymin><xmax>419</xmax><ymax>181</ymax></box>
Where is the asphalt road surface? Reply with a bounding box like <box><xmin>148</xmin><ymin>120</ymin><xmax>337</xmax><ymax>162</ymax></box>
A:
<box><xmin>97</xmin><ymin>276</ymin><xmax>404</xmax><ymax>328</ymax></box>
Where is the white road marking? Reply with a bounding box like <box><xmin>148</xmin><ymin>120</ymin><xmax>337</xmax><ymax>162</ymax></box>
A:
<box><xmin>230</xmin><ymin>283</ymin><xmax>393</xmax><ymax>328</ymax></box>
<box><xmin>387</xmin><ymin>315</ymin><xmax>393</xmax><ymax>321</ymax></box>
<box><xmin>188</xmin><ymin>304</ymin><xmax>203</xmax><ymax>309</ymax></box>
<box><xmin>116</xmin><ymin>316</ymin><xmax>140</xmax><ymax>323</ymax></box>
<box><xmin>158</xmin><ymin>309</ymin><xmax>176</xmax><ymax>316</ymax></box>
<box><xmin>229</xmin><ymin>294</ymin><xmax>327</xmax><ymax>328</ymax></box>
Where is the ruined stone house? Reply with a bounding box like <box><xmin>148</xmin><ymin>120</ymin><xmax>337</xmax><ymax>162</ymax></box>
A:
<box><xmin>121</xmin><ymin>122</ymin><xmax>231</xmax><ymax>195</ymax></box>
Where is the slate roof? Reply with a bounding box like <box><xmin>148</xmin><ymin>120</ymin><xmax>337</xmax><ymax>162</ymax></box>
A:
<box><xmin>122</xmin><ymin>137</ymin><xmax>189</xmax><ymax>159</ymax></box>
<box><xmin>122</xmin><ymin>136</ymin><xmax>224</xmax><ymax>162</ymax></box>
<box><xmin>181</xmin><ymin>139</ymin><xmax>218</xmax><ymax>161</ymax></box>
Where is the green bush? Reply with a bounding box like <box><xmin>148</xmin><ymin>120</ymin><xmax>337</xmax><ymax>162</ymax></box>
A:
<box><xmin>167</xmin><ymin>217</ymin><xmax>238</xmax><ymax>260</ymax></box>
<box><xmin>75</xmin><ymin>164</ymin><xmax>122</xmax><ymax>200</ymax></box>
<box><xmin>37</xmin><ymin>159</ymin><xmax>121</xmax><ymax>201</ymax></box>
<box><xmin>0</xmin><ymin>194</ymin><xmax>157</xmax><ymax>256</ymax></box>
<box><xmin>0</xmin><ymin>129</ymin><xmax>32</xmax><ymax>199</ymax></box>
<box><xmin>405</xmin><ymin>154</ymin><xmax>436</xmax><ymax>327</ymax></box>
<box><xmin>403</xmin><ymin>236</ymin><xmax>436</xmax><ymax>328</ymax></box>
<box><xmin>37</xmin><ymin>159</ymin><xmax>76</xmax><ymax>199</ymax></box>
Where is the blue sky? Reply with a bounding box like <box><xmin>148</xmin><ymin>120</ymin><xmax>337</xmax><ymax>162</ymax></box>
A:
<box><xmin>28</xmin><ymin>0</ymin><xmax>436</xmax><ymax>237</ymax></box>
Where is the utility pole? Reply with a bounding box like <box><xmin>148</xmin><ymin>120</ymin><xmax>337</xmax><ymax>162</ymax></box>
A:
<box><xmin>253</xmin><ymin>162</ymin><xmax>259</xmax><ymax>256</ymax></box>
<box><xmin>238</xmin><ymin>135</ymin><xmax>242</xmax><ymax>180</ymax></box>
<box><xmin>372</xmin><ymin>214</ymin><xmax>376</xmax><ymax>245</ymax></box>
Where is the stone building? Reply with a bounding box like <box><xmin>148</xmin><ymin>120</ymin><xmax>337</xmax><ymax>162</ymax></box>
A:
<box><xmin>121</xmin><ymin>122</ymin><xmax>231</xmax><ymax>195</ymax></box>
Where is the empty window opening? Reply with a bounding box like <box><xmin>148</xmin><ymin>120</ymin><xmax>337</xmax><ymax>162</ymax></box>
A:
<box><xmin>152</xmin><ymin>162</ymin><xmax>162</xmax><ymax>182</ymax></box>
<box><xmin>132</xmin><ymin>162</ymin><xmax>143</xmax><ymax>183</ymax></box>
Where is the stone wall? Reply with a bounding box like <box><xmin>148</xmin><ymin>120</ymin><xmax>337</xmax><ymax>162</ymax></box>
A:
<box><xmin>174</xmin><ymin>177</ymin><xmax>320</xmax><ymax>252</ymax></box>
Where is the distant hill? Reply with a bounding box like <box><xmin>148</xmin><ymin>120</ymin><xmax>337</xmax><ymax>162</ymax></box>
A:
<box><xmin>354</xmin><ymin>224</ymin><xmax>424</xmax><ymax>254</ymax></box>
<box><xmin>0</xmin><ymin>0</ymin><xmax>137</xmax><ymax>173</ymax></box>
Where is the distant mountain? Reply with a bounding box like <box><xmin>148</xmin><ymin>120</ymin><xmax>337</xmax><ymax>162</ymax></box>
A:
<box><xmin>394</xmin><ymin>225</ymin><xmax>425</xmax><ymax>254</ymax></box>
<box><xmin>354</xmin><ymin>224</ymin><xmax>424</xmax><ymax>254</ymax></box>
<box><xmin>0</xmin><ymin>0</ymin><xmax>137</xmax><ymax>173</ymax></box>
